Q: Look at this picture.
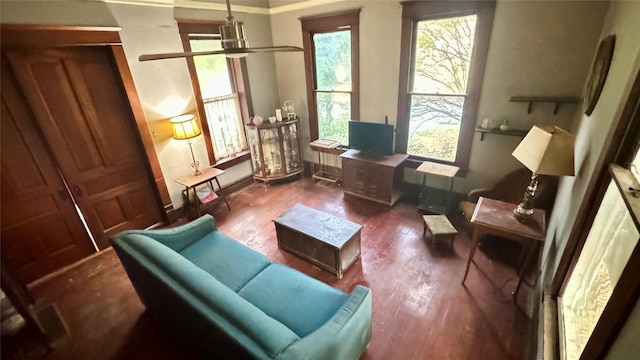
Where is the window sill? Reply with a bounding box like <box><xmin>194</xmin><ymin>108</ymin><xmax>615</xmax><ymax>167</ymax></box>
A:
<box><xmin>213</xmin><ymin>150</ymin><xmax>250</xmax><ymax>170</ymax></box>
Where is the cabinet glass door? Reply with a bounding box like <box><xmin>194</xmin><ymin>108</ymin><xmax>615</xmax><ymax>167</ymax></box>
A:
<box><xmin>282</xmin><ymin>122</ymin><xmax>301</xmax><ymax>173</ymax></box>
<box><xmin>246</xmin><ymin>125</ymin><xmax>262</xmax><ymax>177</ymax></box>
<box><xmin>260</xmin><ymin>127</ymin><xmax>282</xmax><ymax>177</ymax></box>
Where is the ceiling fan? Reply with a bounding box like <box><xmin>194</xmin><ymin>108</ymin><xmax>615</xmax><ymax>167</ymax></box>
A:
<box><xmin>138</xmin><ymin>0</ymin><xmax>303</xmax><ymax>62</ymax></box>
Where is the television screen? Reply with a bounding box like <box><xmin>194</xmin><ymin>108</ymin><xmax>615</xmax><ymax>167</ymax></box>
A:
<box><xmin>348</xmin><ymin>121</ymin><xmax>394</xmax><ymax>156</ymax></box>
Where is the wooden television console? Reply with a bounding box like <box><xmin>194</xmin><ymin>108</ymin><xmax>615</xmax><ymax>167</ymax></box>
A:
<box><xmin>340</xmin><ymin>149</ymin><xmax>408</xmax><ymax>207</ymax></box>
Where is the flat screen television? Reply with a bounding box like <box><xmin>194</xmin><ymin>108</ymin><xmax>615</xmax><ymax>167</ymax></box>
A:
<box><xmin>348</xmin><ymin>121</ymin><xmax>394</xmax><ymax>156</ymax></box>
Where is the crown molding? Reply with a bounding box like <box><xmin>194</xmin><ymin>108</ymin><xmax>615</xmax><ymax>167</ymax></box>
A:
<box><xmin>101</xmin><ymin>0</ymin><xmax>350</xmax><ymax>14</ymax></box>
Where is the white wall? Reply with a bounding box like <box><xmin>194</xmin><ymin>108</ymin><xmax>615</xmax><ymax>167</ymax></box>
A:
<box><xmin>270</xmin><ymin>0</ymin><xmax>608</xmax><ymax>193</ymax></box>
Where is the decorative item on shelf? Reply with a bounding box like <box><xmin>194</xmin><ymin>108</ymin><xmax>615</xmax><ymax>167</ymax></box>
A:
<box><xmin>275</xmin><ymin>109</ymin><xmax>283</xmax><ymax>121</ymax></box>
<box><xmin>170</xmin><ymin>114</ymin><xmax>203</xmax><ymax>176</ymax></box>
<box><xmin>511</xmin><ymin>125</ymin><xmax>575</xmax><ymax>221</ymax></box>
<box><xmin>269</xmin><ymin>116</ymin><xmax>277</xmax><ymax>124</ymax></box>
<box><xmin>583</xmin><ymin>34</ymin><xmax>616</xmax><ymax>116</ymax></box>
<box><xmin>226</xmin><ymin>144</ymin><xmax>236</xmax><ymax>158</ymax></box>
<box><xmin>283</xmin><ymin>100</ymin><xmax>296</xmax><ymax>119</ymax></box>
<box><xmin>252</xmin><ymin>115</ymin><xmax>264</xmax><ymax>125</ymax></box>
<box><xmin>499</xmin><ymin>118</ymin><xmax>510</xmax><ymax>131</ymax></box>
<box><xmin>481</xmin><ymin>118</ymin><xmax>493</xmax><ymax>129</ymax></box>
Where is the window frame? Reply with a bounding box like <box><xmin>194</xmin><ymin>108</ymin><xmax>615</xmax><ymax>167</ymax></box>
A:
<box><xmin>301</xmin><ymin>9</ymin><xmax>360</xmax><ymax>141</ymax></box>
<box><xmin>177</xmin><ymin>19</ymin><xmax>253</xmax><ymax>169</ymax></box>
<box><xmin>396</xmin><ymin>0</ymin><xmax>495</xmax><ymax>168</ymax></box>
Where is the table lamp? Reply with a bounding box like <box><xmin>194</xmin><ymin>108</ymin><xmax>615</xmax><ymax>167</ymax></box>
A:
<box><xmin>170</xmin><ymin>114</ymin><xmax>203</xmax><ymax>176</ymax></box>
<box><xmin>511</xmin><ymin>125</ymin><xmax>575</xmax><ymax>221</ymax></box>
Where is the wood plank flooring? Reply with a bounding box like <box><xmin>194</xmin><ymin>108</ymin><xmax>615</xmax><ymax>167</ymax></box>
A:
<box><xmin>17</xmin><ymin>178</ymin><xmax>530</xmax><ymax>360</ymax></box>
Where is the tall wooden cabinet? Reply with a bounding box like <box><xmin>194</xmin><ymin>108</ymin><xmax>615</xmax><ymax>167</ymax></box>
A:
<box><xmin>245</xmin><ymin>118</ymin><xmax>303</xmax><ymax>183</ymax></box>
<box><xmin>340</xmin><ymin>150</ymin><xmax>408</xmax><ymax>206</ymax></box>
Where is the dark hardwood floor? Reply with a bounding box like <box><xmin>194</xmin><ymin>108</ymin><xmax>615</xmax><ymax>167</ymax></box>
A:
<box><xmin>10</xmin><ymin>178</ymin><xmax>531</xmax><ymax>360</ymax></box>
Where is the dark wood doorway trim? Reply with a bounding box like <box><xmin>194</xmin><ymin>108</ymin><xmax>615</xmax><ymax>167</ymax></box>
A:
<box><xmin>0</xmin><ymin>24</ymin><xmax>173</xmax><ymax>222</ymax></box>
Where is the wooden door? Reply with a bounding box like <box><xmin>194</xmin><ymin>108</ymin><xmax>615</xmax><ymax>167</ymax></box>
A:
<box><xmin>5</xmin><ymin>46</ymin><xmax>163</xmax><ymax>249</ymax></box>
<box><xmin>1</xmin><ymin>62</ymin><xmax>95</xmax><ymax>284</ymax></box>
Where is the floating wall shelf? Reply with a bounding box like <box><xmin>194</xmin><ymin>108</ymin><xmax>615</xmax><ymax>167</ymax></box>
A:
<box><xmin>509</xmin><ymin>96</ymin><xmax>580</xmax><ymax>114</ymax></box>
<box><xmin>474</xmin><ymin>127</ymin><xmax>528</xmax><ymax>141</ymax></box>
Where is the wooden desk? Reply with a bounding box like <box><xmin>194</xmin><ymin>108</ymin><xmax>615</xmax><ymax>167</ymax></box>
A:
<box><xmin>175</xmin><ymin>167</ymin><xmax>230</xmax><ymax>217</ymax></box>
<box><xmin>462</xmin><ymin>197</ymin><xmax>545</xmax><ymax>300</ymax></box>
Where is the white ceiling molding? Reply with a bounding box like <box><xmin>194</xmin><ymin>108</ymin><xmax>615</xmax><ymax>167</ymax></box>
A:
<box><xmin>175</xmin><ymin>0</ymin><xmax>270</xmax><ymax>14</ymax></box>
<box><xmin>269</xmin><ymin>0</ymin><xmax>350</xmax><ymax>15</ymax></box>
<box><xmin>101</xmin><ymin>0</ymin><xmax>350</xmax><ymax>14</ymax></box>
<box><xmin>104</xmin><ymin>0</ymin><xmax>175</xmax><ymax>8</ymax></box>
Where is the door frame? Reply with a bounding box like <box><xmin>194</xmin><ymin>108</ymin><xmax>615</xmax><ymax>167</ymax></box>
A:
<box><xmin>1</xmin><ymin>24</ymin><xmax>173</xmax><ymax>224</ymax></box>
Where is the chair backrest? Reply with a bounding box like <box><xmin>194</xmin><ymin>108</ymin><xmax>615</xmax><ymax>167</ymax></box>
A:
<box><xmin>471</xmin><ymin>167</ymin><xmax>558</xmax><ymax>214</ymax></box>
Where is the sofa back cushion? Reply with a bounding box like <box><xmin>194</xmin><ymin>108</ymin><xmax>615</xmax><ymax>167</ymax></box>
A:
<box><xmin>179</xmin><ymin>231</ymin><xmax>271</xmax><ymax>292</ymax></box>
<box><xmin>113</xmin><ymin>234</ymin><xmax>299</xmax><ymax>358</ymax></box>
<box><xmin>238</xmin><ymin>263</ymin><xmax>349</xmax><ymax>338</ymax></box>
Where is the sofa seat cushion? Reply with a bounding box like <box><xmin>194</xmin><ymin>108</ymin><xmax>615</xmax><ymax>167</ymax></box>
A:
<box><xmin>179</xmin><ymin>231</ymin><xmax>271</xmax><ymax>292</ymax></box>
<box><xmin>238</xmin><ymin>263</ymin><xmax>349</xmax><ymax>338</ymax></box>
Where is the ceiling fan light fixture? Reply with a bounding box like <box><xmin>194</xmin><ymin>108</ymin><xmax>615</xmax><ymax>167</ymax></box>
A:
<box><xmin>219</xmin><ymin>19</ymin><xmax>248</xmax><ymax>50</ymax></box>
<box><xmin>225</xmin><ymin>52</ymin><xmax>248</xmax><ymax>59</ymax></box>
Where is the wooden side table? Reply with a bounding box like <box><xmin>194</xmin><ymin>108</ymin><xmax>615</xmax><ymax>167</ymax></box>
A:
<box><xmin>416</xmin><ymin>161</ymin><xmax>459</xmax><ymax>214</ymax></box>
<box><xmin>310</xmin><ymin>139</ymin><xmax>344</xmax><ymax>185</ymax></box>
<box><xmin>175</xmin><ymin>167</ymin><xmax>230</xmax><ymax>218</ymax></box>
<box><xmin>461</xmin><ymin>197</ymin><xmax>546</xmax><ymax>300</ymax></box>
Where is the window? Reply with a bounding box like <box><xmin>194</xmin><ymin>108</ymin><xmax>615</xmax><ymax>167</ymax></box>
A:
<box><xmin>397</xmin><ymin>1</ymin><xmax>495</xmax><ymax>167</ymax></box>
<box><xmin>178</xmin><ymin>20</ymin><xmax>253</xmax><ymax>168</ymax></box>
<box><xmin>301</xmin><ymin>9</ymin><xmax>360</xmax><ymax>144</ymax></box>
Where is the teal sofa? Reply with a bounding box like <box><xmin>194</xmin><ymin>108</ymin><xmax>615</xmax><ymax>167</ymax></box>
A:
<box><xmin>110</xmin><ymin>215</ymin><xmax>372</xmax><ymax>359</ymax></box>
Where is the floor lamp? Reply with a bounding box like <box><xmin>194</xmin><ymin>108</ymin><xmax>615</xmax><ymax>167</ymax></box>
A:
<box><xmin>170</xmin><ymin>114</ymin><xmax>203</xmax><ymax>176</ymax></box>
<box><xmin>512</xmin><ymin>125</ymin><xmax>575</xmax><ymax>221</ymax></box>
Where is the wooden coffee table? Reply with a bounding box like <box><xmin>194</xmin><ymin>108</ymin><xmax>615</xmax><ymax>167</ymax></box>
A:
<box><xmin>272</xmin><ymin>204</ymin><xmax>363</xmax><ymax>279</ymax></box>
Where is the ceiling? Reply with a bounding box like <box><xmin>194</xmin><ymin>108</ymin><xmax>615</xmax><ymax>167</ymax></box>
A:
<box><xmin>101</xmin><ymin>0</ymin><xmax>349</xmax><ymax>14</ymax></box>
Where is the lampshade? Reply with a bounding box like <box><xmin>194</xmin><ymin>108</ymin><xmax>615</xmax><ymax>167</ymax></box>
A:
<box><xmin>170</xmin><ymin>114</ymin><xmax>201</xmax><ymax>140</ymax></box>
<box><xmin>512</xmin><ymin>125</ymin><xmax>575</xmax><ymax>176</ymax></box>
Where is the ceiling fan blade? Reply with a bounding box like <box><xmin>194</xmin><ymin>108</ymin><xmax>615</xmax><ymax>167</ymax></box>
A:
<box><xmin>139</xmin><ymin>49</ymin><xmax>228</xmax><ymax>61</ymax></box>
<box><xmin>243</xmin><ymin>46</ymin><xmax>304</xmax><ymax>53</ymax></box>
<box><xmin>139</xmin><ymin>46</ymin><xmax>303</xmax><ymax>62</ymax></box>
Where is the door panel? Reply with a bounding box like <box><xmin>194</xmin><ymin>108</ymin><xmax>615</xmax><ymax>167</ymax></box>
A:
<box><xmin>6</xmin><ymin>47</ymin><xmax>163</xmax><ymax>249</ymax></box>
<box><xmin>1</xmin><ymin>63</ymin><xmax>95</xmax><ymax>284</ymax></box>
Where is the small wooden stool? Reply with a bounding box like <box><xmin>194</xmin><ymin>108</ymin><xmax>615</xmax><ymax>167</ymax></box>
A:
<box><xmin>422</xmin><ymin>215</ymin><xmax>457</xmax><ymax>249</ymax></box>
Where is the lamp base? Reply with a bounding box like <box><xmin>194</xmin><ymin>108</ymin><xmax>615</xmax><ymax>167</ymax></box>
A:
<box><xmin>513</xmin><ymin>172</ymin><xmax>539</xmax><ymax>222</ymax></box>
<box><xmin>191</xmin><ymin>161</ymin><xmax>202</xmax><ymax>176</ymax></box>
<box><xmin>513</xmin><ymin>203</ymin><xmax>534</xmax><ymax>222</ymax></box>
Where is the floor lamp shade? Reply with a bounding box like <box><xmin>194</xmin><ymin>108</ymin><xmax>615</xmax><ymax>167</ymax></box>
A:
<box><xmin>170</xmin><ymin>114</ymin><xmax>203</xmax><ymax>175</ymax></box>
<box><xmin>170</xmin><ymin>114</ymin><xmax>201</xmax><ymax>140</ymax></box>
<box><xmin>511</xmin><ymin>125</ymin><xmax>575</xmax><ymax>220</ymax></box>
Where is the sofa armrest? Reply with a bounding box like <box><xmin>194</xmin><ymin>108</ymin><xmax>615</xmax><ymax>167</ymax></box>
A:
<box><xmin>110</xmin><ymin>214</ymin><xmax>217</xmax><ymax>252</ymax></box>
<box><xmin>276</xmin><ymin>285</ymin><xmax>372</xmax><ymax>360</ymax></box>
